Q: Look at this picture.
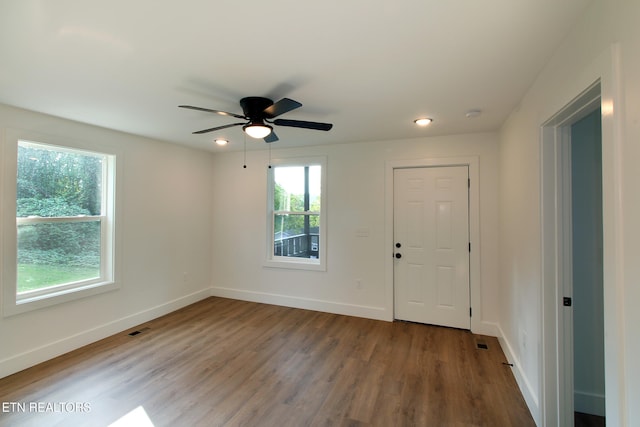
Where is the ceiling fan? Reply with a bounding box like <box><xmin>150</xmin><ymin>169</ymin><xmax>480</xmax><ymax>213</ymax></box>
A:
<box><xmin>179</xmin><ymin>97</ymin><xmax>333</xmax><ymax>143</ymax></box>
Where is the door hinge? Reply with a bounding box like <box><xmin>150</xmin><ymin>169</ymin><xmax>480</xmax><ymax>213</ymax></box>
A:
<box><xmin>470</xmin><ymin>307</ymin><xmax>472</xmax><ymax>317</ymax></box>
<box><xmin>469</xmin><ymin>242</ymin><xmax>471</xmax><ymax>252</ymax></box>
<box><xmin>468</xmin><ymin>178</ymin><xmax>470</xmax><ymax>188</ymax></box>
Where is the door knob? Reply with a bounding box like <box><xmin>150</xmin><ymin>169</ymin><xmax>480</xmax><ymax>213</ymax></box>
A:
<box><xmin>395</xmin><ymin>253</ymin><xmax>402</xmax><ymax>259</ymax></box>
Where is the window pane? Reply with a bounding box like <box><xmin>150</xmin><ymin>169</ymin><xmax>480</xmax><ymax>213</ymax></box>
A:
<box><xmin>273</xmin><ymin>165</ymin><xmax>321</xmax><ymax>212</ymax></box>
<box><xmin>308</xmin><ymin>165</ymin><xmax>321</xmax><ymax>211</ymax></box>
<box><xmin>17</xmin><ymin>220</ymin><xmax>101</xmax><ymax>293</ymax></box>
<box><xmin>274</xmin><ymin>214</ymin><xmax>320</xmax><ymax>259</ymax></box>
<box><xmin>274</xmin><ymin>166</ymin><xmax>304</xmax><ymax>211</ymax></box>
<box><xmin>17</xmin><ymin>142</ymin><xmax>104</xmax><ymax>217</ymax></box>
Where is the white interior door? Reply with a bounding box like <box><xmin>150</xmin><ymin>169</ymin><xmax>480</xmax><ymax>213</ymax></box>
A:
<box><xmin>393</xmin><ymin>166</ymin><xmax>470</xmax><ymax>329</ymax></box>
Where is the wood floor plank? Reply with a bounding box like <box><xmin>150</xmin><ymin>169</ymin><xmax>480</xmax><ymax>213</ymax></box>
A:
<box><xmin>0</xmin><ymin>297</ymin><xmax>535</xmax><ymax>426</ymax></box>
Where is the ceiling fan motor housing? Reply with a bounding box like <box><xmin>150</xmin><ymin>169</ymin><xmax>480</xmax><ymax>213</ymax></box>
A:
<box><xmin>240</xmin><ymin>97</ymin><xmax>274</xmax><ymax>120</ymax></box>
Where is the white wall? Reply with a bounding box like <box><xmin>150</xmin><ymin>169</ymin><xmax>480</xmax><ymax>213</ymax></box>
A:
<box><xmin>0</xmin><ymin>104</ymin><xmax>213</xmax><ymax>378</ymax></box>
<box><xmin>210</xmin><ymin>133</ymin><xmax>501</xmax><ymax>331</ymax></box>
<box><xmin>498</xmin><ymin>0</ymin><xmax>640</xmax><ymax>424</ymax></box>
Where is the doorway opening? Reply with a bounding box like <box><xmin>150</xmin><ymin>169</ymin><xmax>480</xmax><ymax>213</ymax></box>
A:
<box><xmin>570</xmin><ymin>108</ymin><xmax>606</xmax><ymax>426</ymax></box>
<box><xmin>541</xmin><ymin>81</ymin><xmax>605</xmax><ymax>427</ymax></box>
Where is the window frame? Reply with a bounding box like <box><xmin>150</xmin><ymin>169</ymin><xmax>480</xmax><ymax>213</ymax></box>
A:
<box><xmin>264</xmin><ymin>156</ymin><xmax>327</xmax><ymax>271</ymax></box>
<box><xmin>2</xmin><ymin>131</ymin><xmax>120</xmax><ymax>316</ymax></box>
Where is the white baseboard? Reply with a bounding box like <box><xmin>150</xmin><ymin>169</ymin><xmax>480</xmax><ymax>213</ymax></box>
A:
<box><xmin>473</xmin><ymin>320</ymin><xmax>501</xmax><ymax>337</ymax></box>
<box><xmin>0</xmin><ymin>288</ymin><xmax>211</xmax><ymax>379</ymax></box>
<box><xmin>495</xmin><ymin>324</ymin><xmax>541</xmax><ymax>427</ymax></box>
<box><xmin>210</xmin><ymin>286</ymin><xmax>390</xmax><ymax>321</ymax></box>
<box><xmin>574</xmin><ymin>390</ymin><xmax>605</xmax><ymax>417</ymax></box>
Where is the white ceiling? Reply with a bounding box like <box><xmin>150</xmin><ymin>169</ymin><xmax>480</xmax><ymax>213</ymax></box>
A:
<box><xmin>0</xmin><ymin>0</ymin><xmax>591</xmax><ymax>151</ymax></box>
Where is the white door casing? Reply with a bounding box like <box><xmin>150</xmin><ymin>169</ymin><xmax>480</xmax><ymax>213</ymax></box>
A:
<box><xmin>393</xmin><ymin>166</ymin><xmax>470</xmax><ymax>329</ymax></box>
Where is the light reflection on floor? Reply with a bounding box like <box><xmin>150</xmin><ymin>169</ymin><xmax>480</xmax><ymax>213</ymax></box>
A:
<box><xmin>108</xmin><ymin>406</ymin><xmax>155</xmax><ymax>427</ymax></box>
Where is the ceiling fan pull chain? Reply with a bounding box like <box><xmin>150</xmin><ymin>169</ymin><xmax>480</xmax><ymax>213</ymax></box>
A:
<box><xmin>243</xmin><ymin>133</ymin><xmax>247</xmax><ymax>169</ymax></box>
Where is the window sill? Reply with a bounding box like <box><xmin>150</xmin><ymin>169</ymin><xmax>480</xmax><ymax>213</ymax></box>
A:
<box><xmin>263</xmin><ymin>257</ymin><xmax>326</xmax><ymax>272</ymax></box>
<box><xmin>4</xmin><ymin>280</ymin><xmax>119</xmax><ymax>317</ymax></box>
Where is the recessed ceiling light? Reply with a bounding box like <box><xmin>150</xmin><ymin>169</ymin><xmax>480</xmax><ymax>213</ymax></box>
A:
<box><xmin>214</xmin><ymin>138</ymin><xmax>228</xmax><ymax>146</ymax></box>
<box><xmin>414</xmin><ymin>118</ymin><xmax>433</xmax><ymax>126</ymax></box>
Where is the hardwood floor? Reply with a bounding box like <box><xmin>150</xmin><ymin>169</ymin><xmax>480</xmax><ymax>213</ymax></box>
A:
<box><xmin>0</xmin><ymin>297</ymin><xmax>535</xmax><ymax>426</ymax></box>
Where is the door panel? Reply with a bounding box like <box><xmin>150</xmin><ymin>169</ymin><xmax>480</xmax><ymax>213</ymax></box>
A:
<box><xmin>394</xmin><ymin>166</ymin><xmax>470</xmax><ymax>329</ymax></box>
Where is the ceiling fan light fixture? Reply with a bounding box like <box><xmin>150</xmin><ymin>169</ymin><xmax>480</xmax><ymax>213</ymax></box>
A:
<box><xmin>243</xmin><ymin>123</ymin><xmax>272</xmax><ymax>139</ymax></box>
<box><xmin>414</xmin><ymin>117</ymin><xmax>433</xmax><ymax>126</ymax></box>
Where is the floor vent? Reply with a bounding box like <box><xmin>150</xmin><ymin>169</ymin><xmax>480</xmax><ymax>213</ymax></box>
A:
<box><xmin>128</xmin><ymin>327</ymin><xmax>150</xmax><ymax>337</ymax></box>
<box><xmin>476</xmin><ymin>342</ymin><xmax>489</xmax><ymax>350</ymax></box>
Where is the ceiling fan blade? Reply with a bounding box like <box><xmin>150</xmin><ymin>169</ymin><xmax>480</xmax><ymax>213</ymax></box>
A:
<box><xmin>264</xmin><ymin>131</ymin><xmax>279</xmax><ymax>143</ymax></box>
<box><xmin>273</xmin><ymin>118</ymin><xmax>333</xmax><ymax>131</ymax></box>
<box><xmin>179</xmin><ymin>105</ymin><xmax>246</xmax><ymax>119</ymax></box>
<box><xmin>263</xmin><ymin>98</ymin><xmax>302</xmax><ymax>118</ymax></box>
<box><xmin>193</xmin><ymin>122</ymin><xmax>245</xmax><ymax>134</ymax></box>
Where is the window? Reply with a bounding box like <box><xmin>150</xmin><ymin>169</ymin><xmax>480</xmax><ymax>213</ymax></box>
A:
<box><xmin>2</xmin><ymin>138</ymin><xmax>117</xmax><ymax>315</ymax></box>
<box><xmin>266</xmin><ymin>157</ymin><xmax>326</xmax><ymax>270</ymax></box>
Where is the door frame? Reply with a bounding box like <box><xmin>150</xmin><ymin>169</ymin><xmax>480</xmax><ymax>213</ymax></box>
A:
<box><xmin>541</xmin><ymin>82</ymin><xmax>601</xmax><ymax>427</ymax></box>
<box><xmin>540</xmin><ymin>44</ymin><xmax>625</xmax><ymax>426</ymax></box>
<box><xmin>385</xmin><ymin>156</ymin><xmax>483</xmax><ymax>333</ymax></box>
